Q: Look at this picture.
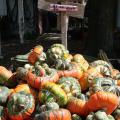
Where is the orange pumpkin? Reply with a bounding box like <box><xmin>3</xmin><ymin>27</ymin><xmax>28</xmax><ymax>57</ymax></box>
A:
<box><xmin>67</xmin><ymin>97</ymin><xmax>89</xmax><ymax>116</ymax></box>
<box><xmin>67</xmin><ymin>91</ymin><xmax>119</xmax><ymax>116</ymax></box>
<box><xmin>79</xmin><ymin>67</ymin><xmax>103</xmax><ymax>91</ymax></box>
<box><xmin>33</xmin><ymin>45</ymin><xmax>43</xmax><ymax>54</ymax></box>
<box><xmin>86</xmin><ymin>91</ymin><xmax>119</xmax><ymax>114</ymax></box>
<box><xmin>34</xmin><ymin>109</ymin><xmax>71</xmax><ymax>120</ymax></box>
<box><xmin>28</xmin><ymin>45</ymin><xmax>43</xmax><ymax>65</ymax></box>
<box><xmin>28</xmin><ymin>52</ymin><xmax>40</xmax><ymax>65</ymax></box>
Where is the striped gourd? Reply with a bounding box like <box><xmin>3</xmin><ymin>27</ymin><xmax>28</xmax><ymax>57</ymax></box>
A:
<box><xmin>89</xmin><ymin>77</ymin><xmax>120</xmax><ymax>97</ymax></box>
<box><xmin>58</xmin><ymin>77</ymin><xmax>81</xmax><ymax>98</ymax></box>
<box><xmin>38</xmin><ymin>82</ymin><xmax>68</xmax><ymax>106</ymax></box>
<box><xmin>90</xmin><ymin>60</ymin><xmax>113</xmax><ymax>77</ymax></box>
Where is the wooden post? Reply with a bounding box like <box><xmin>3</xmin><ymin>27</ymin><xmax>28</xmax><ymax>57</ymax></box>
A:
<box><xmin>49</xmin><ymin>2</ymin><xmax>78</xmax><ymax>49</ymax></box>
<box><xmin>18</xmin><ymin>0</ymin><xmax>24</xmax><ymax>43</ymax></box>
<box><xmin>61</xmin><ymin>12</ymin><xmax>69</xmax><ymax>49</ymax></box>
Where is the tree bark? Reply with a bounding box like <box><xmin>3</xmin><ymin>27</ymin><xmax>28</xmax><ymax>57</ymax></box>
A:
<box><xmin>85</xmin><ymin>0</ymin><xmax>115</xmax><ymax>57</ymax></box>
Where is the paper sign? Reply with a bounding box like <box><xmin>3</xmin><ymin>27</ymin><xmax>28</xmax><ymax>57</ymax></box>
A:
<box><xmin>50</xmin><ymin>4</ymin><xmax>78</xmax><ymax>12</ymax></box>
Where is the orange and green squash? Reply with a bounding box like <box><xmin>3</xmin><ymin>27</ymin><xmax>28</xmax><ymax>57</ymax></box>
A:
<box><xmin>34</xmin><ymin>109</ymin><xmax>71</xmax><ymax>120</ymax></box>
<box><xmin>7</xmin><ymin>92</ymin><xmax>35</xmax><ymax>120</ymax></box>
<box><xmin>38</xmin><ymin>82</ymin><xmax>68</xmax><ymax>106</ymax></box>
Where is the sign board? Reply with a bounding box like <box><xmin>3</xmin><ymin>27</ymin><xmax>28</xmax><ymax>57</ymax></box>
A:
<box><xmin>67</xmin><ymin>3</ymin><xmax>85</xmax><ymax>18</ymax></box>
<box><xmin>38</xmin><ymin>0</ymin><xmax>85</xmax><ymax>18</ymax></box>
<box><xmin>50</xmin><ymin>4</ymin><xmax>78</xmax><ymax>12</ymax></box>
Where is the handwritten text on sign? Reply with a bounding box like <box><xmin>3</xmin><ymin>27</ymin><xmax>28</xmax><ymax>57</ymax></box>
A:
<box><xmin>50</xmin><ymin>4</ymin><xmax>78</xmax><ymax>12</ymax></box>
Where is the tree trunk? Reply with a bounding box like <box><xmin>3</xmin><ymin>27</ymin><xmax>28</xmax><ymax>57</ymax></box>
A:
<box><xmin>85</xmin><ymin>0</ymin><xmax>115</xmax><ymax>57</ymax></box>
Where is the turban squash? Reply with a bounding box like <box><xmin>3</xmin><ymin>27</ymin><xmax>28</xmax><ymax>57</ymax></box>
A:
<box><xmin>7</xmin><ymin>92</ymin><xmax>35</xmax><ymax>120</ymax></box>
<box><xmin>28</xmin><ymin>45</ymin><xmax>43</xmax><ymax>65</ymax></box>
<box><xmin>72</xmin><ymin>54</ymin><xmax>89</xmax><ymax>72</ymax></box>
<box><xmin>46</xmin><ymin>44</ymin><xmax>69</xmax><ymax>64</ymax></box>
<box><xmin>67</xmin><ymin>91</ymin><xmax>119</xmax><ymax>116</ymax></box>
<box><xmin>36</xmin><ymin>102</ymin><xmax>59</xmax><ymax>113</ymax></box>
<box><xmin>86</xmin><ymin>110</ymin><xmax>115</xmax><ymax>120</ymax></box>
<box><xmin>34</xmin><ymin>109</ymin><xmax>71</xmax><ymax>120</ymax></box>
<box><xmin>58</xmin><ymin>62</ymin><xmax>83</xmax><ymax>80</ymax></box>
<box><xmin>86</xmin><ymin>91</ymin><xmax>119</xmax><ymax>115</ymax></box>
<box><xmin>89</xmin><ymin>77</ymin><xmax>120</xmax><ymax>97</ymax></box>
<box><xmin>58</xmin><ymin>77</ymin><xmax>81</xmax><ymax>98</ymax></box>
<box><xmin>38</xmin><ymin>82</ymin><xmax>68</xmax><ymax>106</ymax></box>
<box><xmin>79</xmin><ymin>67</ymin><xmax>103</xmax><ymax>91</ymax></box>
<box><xmin>15</xmin><ymin>67</ymin><xmax>59</xmax><ymax>89</ymax></box>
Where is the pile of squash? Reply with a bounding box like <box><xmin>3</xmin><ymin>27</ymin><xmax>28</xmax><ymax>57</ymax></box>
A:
<box><xmin>1</xmin><ymin>43</ymin><xmax>120</xmax><ymax>120</ymax></box>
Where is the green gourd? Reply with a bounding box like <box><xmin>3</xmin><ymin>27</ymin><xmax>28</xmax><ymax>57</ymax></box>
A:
<box><xmin>90</xmin><ymin>60</ymin><xmax>113</xmax><ymax>77</ymax></box>
<box><xmin>90</xmin><ymin>60</ymin><xmax>112</xmax><ymax>69</ymax></box>
<box><xmin>86</xmin><ymin>110</ymin><xmax>115</xmax><ymax>120</ymax></box>
<box><xmin>55</xmin><ymin>59</ymin><xmax>72</xmax><ymax>70</ymax></box>
<box><xmin>46</xmin><ymin>44</ymin><xmax>69</xmax><ymax>64</ymax></box>
<box><xmin>36</xmin><ymin>102</ymin><xmax>59</xmax><ymax>113</ymax></box>
<box><xmin>58</xmin><ymin>77</ymin><xmax>81</xmax><ymax>98</ymax></box>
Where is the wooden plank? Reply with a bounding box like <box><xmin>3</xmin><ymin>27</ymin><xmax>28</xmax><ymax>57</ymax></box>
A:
<box><xmin>61</xmin><ymin>12</ymin><xmax>69</xmax><ymax>48</ymax></box>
